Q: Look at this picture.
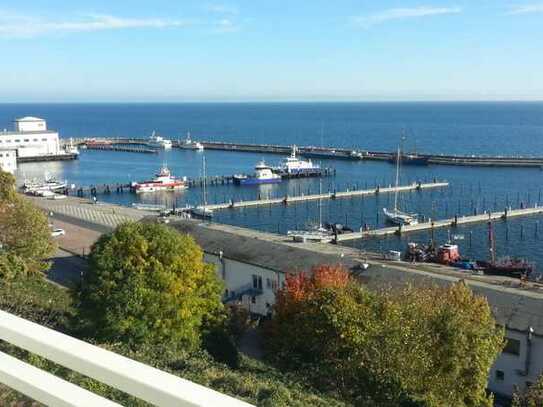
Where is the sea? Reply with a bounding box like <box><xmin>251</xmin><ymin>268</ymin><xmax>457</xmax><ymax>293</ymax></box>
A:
<box><xmin>2</xmin><ymin>102</ymin><xmax>543</xmax><ymax>268</ymax></box>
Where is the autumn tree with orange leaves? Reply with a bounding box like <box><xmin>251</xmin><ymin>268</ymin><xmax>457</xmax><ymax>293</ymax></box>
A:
<box><xmin>266</xmin><ymin>264</ymin><xmax>504</xmax><ymax>407</ymax></box>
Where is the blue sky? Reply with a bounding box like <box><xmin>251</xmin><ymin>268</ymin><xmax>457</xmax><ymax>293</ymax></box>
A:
<box><xmin>0</xmin><ymin>1</ymin><xmax>541</xmax><ymax>102</ymax></box>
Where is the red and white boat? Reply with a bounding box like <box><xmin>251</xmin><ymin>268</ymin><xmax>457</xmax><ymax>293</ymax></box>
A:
<box><xmin>133</xmin><ymin>166</ymin><xmax>187</xmax><ymax>194</ymax></box>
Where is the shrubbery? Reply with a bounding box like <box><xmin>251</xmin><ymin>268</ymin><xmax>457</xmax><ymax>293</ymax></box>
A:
<box><xmin>266</xmin><ymin>264</ymin><xmax>504</xmax><ymax>407</ymax></box>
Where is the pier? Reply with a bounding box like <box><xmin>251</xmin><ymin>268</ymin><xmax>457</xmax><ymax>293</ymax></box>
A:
<box><xmin>65</xmin><ymin>138</ymin><xmax>543</xmax><ymax>168</ymax></box>
<box><xmin>83</xmin><ymin>143</ymin><xmax>158</xmax><ymax>154</ymax></box>
<box><xmin>203</xmin><ymin>181</ymin><xmax>448</xmax><ymax>211</ymax></box>
<box><xmin>336</xmin><ymin>205</ymin><xmax>543</xmax><ymax>242</ymax></box>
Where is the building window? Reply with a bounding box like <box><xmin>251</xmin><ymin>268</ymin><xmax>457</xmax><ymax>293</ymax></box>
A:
<box><xmin>495</xmin><ymin>370</ymin><xmax>505</xmax><ymax>381</ymax></box>
<box><xmin>42</xmin><ymin>138</ymin><xmax>47</xmax><ymax>141</ymax></box>
<box><xmin>33</xmin><ymin>138</ymin><xmax>38</xmax><ymax>142</ymax></box>
<box><xmin>252</xmin><ymin>275</ymin><xmax>262</xmax><ymax>290</ymax></box>
<box><xmin>14</xmin><ymin>139</ymin><xmax>20</xmax><ymax>142</ymax></box>
<box><xmin>251</xmin><ymin>296</ymin><xmax>256</xmax><ymax>304</ymax></box>
<box><xmin>23</xmin><ymin>139</ymin><xmax>29</xmax><ymax>142</ymax></box>
<box><xmin>503</xmin><ymin>338</ymin><xmax>521</xmax><ymax>356</ymax></box>
<box><xmin>266</xmin><ymin>278</ymin><xmax>271</xmax><ymax>289</ymax></box>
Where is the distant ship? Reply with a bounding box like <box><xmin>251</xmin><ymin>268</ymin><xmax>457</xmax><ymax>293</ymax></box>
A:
<box><xmin>132</xmin><ymin>166</ymin><xmax>187</xmax><ymax>193</ymax></box>
<box><xmin>180</xmin><ymin>132</ymin><xmax>204</xmax><ymax>151</ymax></box>
<box><xmin>233</xmin><ymin>161</ymin><xmax>282</xmax><ymax>185</ymax></box>
<box><xmin>276</xmin><ymin>145</ymin><xmax>321</xmax><ymax>177</ymax></box>
<box><xmin>148</xmin><ymin>131</ymin><xmax>172</xmax><ymax>149</ymax></box>
<box><xmin>389</xmin><ymin>153</ymin><xmax>429</xmax><ymax>166</ymax></box>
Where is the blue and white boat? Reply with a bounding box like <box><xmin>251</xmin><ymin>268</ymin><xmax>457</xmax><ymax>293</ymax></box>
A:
<box><xmin>277</xmin><ymin>145</ymin><xmax>321</xmax><ymax>177</ymax></box>
<box><xmin>233</xmin><ymin>161</ymin><xmax>282</xmax><ymax>185</ymax></box>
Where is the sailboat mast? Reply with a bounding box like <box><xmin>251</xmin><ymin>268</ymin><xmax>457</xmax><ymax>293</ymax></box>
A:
<box><xmin>393</xmin><ymin>145</ymin><xmax>400</xmax><ymax>211</ymax></box>
<box><xmin>488</xmin><ymin>220</ymin><xmax>496</xmax><ymax>263</ymax></box>
<box><xmin>203</xmin><ymin>155</ymin><xmax>207</xmax><ymax>211</ymax></box>
<box><xmin>318</xmin><ymin>177</ymin><xmax>323</xmax><ymax>228</ymax></box>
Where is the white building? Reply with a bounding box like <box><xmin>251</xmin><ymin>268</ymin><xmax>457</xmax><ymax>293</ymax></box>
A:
<box><xmin>171</xmin><ymin>219</ymin><xmax>543</xmax><ymax>402</ymax></box>
<box><xmin>0</xmin><ymin>148</ymin><xmax>17</xmax><ymax>174</ymax></box>
<box><xmin>0</xmin><ymin>117</ymin><xmax>62</xmax><ymax>158</ymax></box>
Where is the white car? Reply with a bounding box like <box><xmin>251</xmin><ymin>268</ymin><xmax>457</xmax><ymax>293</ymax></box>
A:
<box><xmin>51</xmin><ymin>228</ymin><xmax>65</xmax><ymax>237</ymax></box>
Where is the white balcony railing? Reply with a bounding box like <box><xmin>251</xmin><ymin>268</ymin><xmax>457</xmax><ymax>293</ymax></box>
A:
<box><xmin>0</xmin><ymin>309</ymin><xmax>253</xmax><ymax>406</ymax></box>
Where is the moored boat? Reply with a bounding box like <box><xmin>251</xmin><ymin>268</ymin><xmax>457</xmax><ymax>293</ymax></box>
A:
<box><xmin>23</xmin><ymin>173</ymin><xmax>67</xmax><ymax>194</ymax></box>
<box><xmin>389</xmin><ymin>153</ymin><xmax>429</xmax><ymax>166</ymax></box>
<box><xmin>148</xmin><ymin>131</ymin><xmax>172</xmax><ymax>149</ymax></box>
<box><xmin>275</xmin><ymin>145</ymin><xmax>321</xmax><ymax>177</ymax></box>
<box><xmin>233</xmin><ymin>161</ymin><xmax>282</xmax><ymax>185</ymax></box>
<box><xmin>383</xmin><ymin>145</ymin><xmax>418</xmax><ymax>226</ymax></box>
<box><xmin>133</xmin><ymin>166</ymin><xmax>187</xmax><ymax>193</ymax></box>
<box><xmin>180</xmin><ymin>132</ymin><xmax>204</xmax><ymax>151</ymax></box>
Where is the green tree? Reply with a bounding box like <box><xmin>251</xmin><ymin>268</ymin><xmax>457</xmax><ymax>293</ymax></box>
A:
<box><xmin>512</xmin><ymin>375</ymin><xmax>543</xmax><ymax>407</ymax></box>
<box><xmin>267</xmin><ymin>266</ymin><xmax>504</xmax><ymax>407</ymax></box>
<box><xmin>78</xmin><ymin>222</ymin><xmax>224</xmax><ymax>349</ymax></box>
<box><xmin>0</xmin><ymin>170</ymin><xmax>55</xmax><ymax>273</ymax></box>
<box><xmin>0</xmin><ymin>170</ymin><xmax>16</xmax><ymax>201</ymax></box>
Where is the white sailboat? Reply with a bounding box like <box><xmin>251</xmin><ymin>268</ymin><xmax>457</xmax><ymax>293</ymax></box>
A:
<box><xmin>191</xmin><ymin>155</ymin><xmax>213</xmax><ymax>219</ymax></box>
<box><xmin>383</xmin><ymin>145</ymin><xmax>418</xmax><ymax>226</ymax></box>
<box><xmin>287</xmin><ymin>168</ymin><xmax>334</xmax><ymax>243</ymax></box>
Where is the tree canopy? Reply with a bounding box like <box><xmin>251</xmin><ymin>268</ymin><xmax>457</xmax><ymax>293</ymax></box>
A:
<box><xmin>266</xmin><ymin>264</ymin><xmax>504</xmax><ymax>406</ymax></box>
<box><xmin>78</xmin><ymin>222</ymin><xmax>224</xmax><ymax>349</ymax></box>
<box><xmin>0</xmin><ymin>169</ymin><xmax>55</xmax><ymax>274</ymax></box>
<box><xmin>512</xmin><ymin>375</ymin><xmax>543</xmax><ymax>407</ymax></box>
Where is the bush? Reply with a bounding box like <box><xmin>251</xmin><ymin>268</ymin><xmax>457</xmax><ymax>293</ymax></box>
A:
<box><xmin>203</xmin><ymin>327</ymin><xmax>240</xmax><ymax>369</ymax></box>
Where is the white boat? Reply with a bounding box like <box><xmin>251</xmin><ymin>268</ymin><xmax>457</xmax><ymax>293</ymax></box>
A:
<box><xmin>181</xmin><ymin>132</ymin><xmax>204</xmax><ymax>151</ymax></box>
<box><xmin>287</xmin><ymin>227</ymin><xmax>334</xmax><ymax>243</ymax></box>
<box><xmin>190</xmin><ymin>206</ymin><xmax>214</xmax><ymax>219</ymax></box>
<box><xmin>277</xmin><ymin>145</ymin><xmax>320</xmax><ymax>176</ymax></box>
<box><xmin>233</xmin><ymin>161</ymin><xmax>282</xmax><ymax>185</ymax></box>
<box><xmin>148</xmin><ymin>131</ymin><xmax>172</xmax><ymax>149</ymax></box>
<box><xmin>287</xmin><ymin>177</ymin><xmax>334</xmax><ymax>242</ymax></box>
<box><xmin>133</xmin><ymin>166</ymin><xmax>187</xmax><ymax>194</ymax></box>
<box><xmin>191</xmin><ymin>155</ymin><xmax>213</xmax><ymax>219</ymax></box>
<box><xmin>383</xmin><ymin>145</ymin><xmax>418</xmax><ymax>226</ymax></box>
<box><xmin>132</xmin><ymin>203</ymin><xmax>167</xmax><ymax>211</ymax></box>
<box><xmin>23</xmin><ymin>173</ymin><xmax>67</xmax><ymax>194</ymax></box>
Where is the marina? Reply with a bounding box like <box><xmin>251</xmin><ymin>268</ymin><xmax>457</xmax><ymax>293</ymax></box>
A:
<box><xmin>336</xmin><ymin>205</ymin><xmax>543</xmax><ymax>241</ymax></box>
<box><xmin>7</xmin><ymin>102</ymin><xmax>543</xmax><ymax>270</ymax></box>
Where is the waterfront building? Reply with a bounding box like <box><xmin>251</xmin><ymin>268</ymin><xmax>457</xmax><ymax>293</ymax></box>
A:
<box><xmin>0</xmin><ymin>148</ymin><xmax>17</xmax><ymax>174</ymax></box>
<box><xmin>0</xmin><ymin>117</ymin><xmax>77</xmax><ymax>160</ymax></box>
<box><xmin>171</xmin><ymin>219</ymin><xmax>543</xmax><ymax>401</ymax></box>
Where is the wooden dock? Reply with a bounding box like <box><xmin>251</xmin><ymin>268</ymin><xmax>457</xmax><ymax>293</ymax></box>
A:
<box><xmin>204</xmin><ymin>181</ymin><xmax>448</xmax><ymax>211</ymax></box>
<box><xmin>336</xmin><ymin>205</ymin><xmax>543</xmax><ymax>242</ymax></box>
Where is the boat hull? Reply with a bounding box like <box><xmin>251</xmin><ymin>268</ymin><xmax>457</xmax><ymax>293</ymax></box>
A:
<box><xmin>135</xmin><ymin>184</ymin><xmax>187</xmax><ymax>193</ymax></box>
<box><xmin>383</xmin><ymin>208</ymin><xmax>418</xmax><ymax>226</ymax></box>
<box><xmin>233</xmin><ymin>176</ymin><xmax>281</xmax><ymax>185</ymax></box>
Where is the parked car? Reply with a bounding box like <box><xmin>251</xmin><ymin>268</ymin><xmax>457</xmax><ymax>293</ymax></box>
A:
<box><xmin>51</xmin><ymin>228</ymin><xmax>65</xmax><ymax>237</ymax></box>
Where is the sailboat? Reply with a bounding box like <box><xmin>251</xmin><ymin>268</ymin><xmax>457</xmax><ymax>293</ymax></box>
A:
<box><xmin>287</xmin><ymin>150</ymin><xmax>334</xmax><ymax>242</ymax></box>
<box><xmin>383</xmin><ymin>145</ymin><xmax>418</xmax><ymax>226</ymax></box>
<box><xmin>191</xmin><ymin>155</ymin><xmax>213</xmax><ymax>219</ymax></box>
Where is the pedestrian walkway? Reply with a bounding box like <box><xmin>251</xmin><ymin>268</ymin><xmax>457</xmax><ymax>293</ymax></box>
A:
<box><xmin>28</xmin><ymin>196</ymin><xmax>145</xmax><ymax>229</ymax></box>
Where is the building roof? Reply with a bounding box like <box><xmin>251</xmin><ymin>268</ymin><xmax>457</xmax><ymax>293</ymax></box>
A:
<box><xmin>170</xmin><ymin>220</ymin><xmax>358</xmax><ymax>273</ymax></box>
<box><xmin>15</xmin><ymin>116</ymin><xmax>45</xmax><ymax>122</ymax></box>
<box><xmin>170</xmin><ymin>218</ymin><xmax>543</xmax><ymax>336</ymax></box>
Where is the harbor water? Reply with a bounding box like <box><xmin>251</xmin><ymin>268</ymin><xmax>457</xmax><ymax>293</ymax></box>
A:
<box><xmin>3</xmin><ymin>102</ymin><xmax>543</xmax><ymax>268</ymax></box>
